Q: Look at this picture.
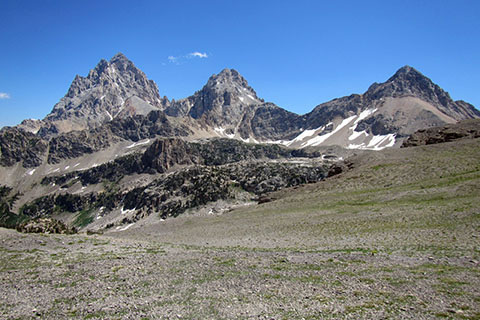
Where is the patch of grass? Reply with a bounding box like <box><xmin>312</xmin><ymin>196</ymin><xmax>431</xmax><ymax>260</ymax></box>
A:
<box><xmin>74</xmin><ymin>208</ymin><xmax>94</xmax><ymax>228</ymax></box>
<box><xmin>440</xmin><ymin>278</ymin><xmax>469</xmax><ymax>286</ymax></box>
<box><xmin>84</xmin><ymin>310</ymin><xmax>107</xmax><ymax>319</ymax></box>
<box><xmin>345</xmin><ymin>302</ymin><xmax>378</xmax><ymax>313</ymax></box>
<box><xmin>144</xmin><ymin>247</ymin><xmax>165</xmax><ymax>254</ymax></box>
<box><xmin>111</xmin><ymin>265</ymin><xmax>124</xmax><ymax>273</ymax></box>
<box><xmin>371</xmin><ymin>163</ymin><xmax>395</xmax><ymax>171</ymax></box>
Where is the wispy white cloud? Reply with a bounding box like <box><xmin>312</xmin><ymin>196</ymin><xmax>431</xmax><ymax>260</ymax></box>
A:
<box><xmin>0</xmin><ymin>93</ymin><xmax>10</xmax><ymax>99</ymax></box>
<box><xmin>188</xmin><ymin>52</ymin><xmax>208</xmax><ymax>59</ymax></box>
<box><xmin>167</xmin><ymin>52</ymin><xmax>209</xmax><ymax>65</ymax></box>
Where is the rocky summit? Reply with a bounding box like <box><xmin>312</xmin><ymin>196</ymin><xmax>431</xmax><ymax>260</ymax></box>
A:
<box><xmin>0</xmin><ymin>53</ymin><xmax>479</xmax><ymax>233</ymax></box>
<box><xmin>19</xmin><ymin>53</ymin><xmax>168</xmax><ymax>137</ymax></box>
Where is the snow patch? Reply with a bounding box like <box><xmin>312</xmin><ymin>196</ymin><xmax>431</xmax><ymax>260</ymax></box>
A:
<box><xmin>355</xmin><ymin>108</ymin><xmax>377</xmax><ymax>125</ymax></box>
<box><xmin>303</xmin><ymin>115</ymin><xmax>357</xmax><ymax>147</ymax></box>
<box><xmin>77</xmin><ymin>163</ymin><xmax>100</xmax><ymax>171</ymax></box>
<box><xmin>26</xmin><ymin>169</ymin><xmax>36</xmax><ymax>176</ymax></box>
<box><xmin>214</xmin><ymin>127</ymin><xmax>234</xmax><ymax>139</ymax></box>
<box><xmin>73</xmin><ymin>163</ymin><xmax>80</xmax><ymax>168</ymax></box>
<box><xmin>347</xmin><ymin>143</ymin><xmax>367</xmax><ymax>149</ymax></box>
<box><xmin>64</xmin><ymin>166</ymin><xmax>70</xmax><ymax>170</ymax></box>
<box><xmin>240</xmin><ymin>136</ymin><xmax>259</xmax><ymax>144</ymax></box>
<box><xmin>239</xmin><ymin>96</ymin><xmax>245</xmax><ymax>102</ymax></box>
<box><xmin>214</xmin><ymin>127</ymin><xmax>226</xmax><ymax>135</ymax></box>
<box><xmin>347</xmin><ymin>133</ymin><xmax>396</xmax><ymax>151</ymax></box>
<box><xmin>367</xmin><ymin>133</ymin><xmax>396</xmax><ymax>150</ymax></box>
<box><xmin>262</xmin><ymin>139</ymin><xmax>290</xmax><ymax>145</ymax></box>
<box><xmin>118</xmin><ymin>223</ymin><xmax>134</xmax><ymax>231</ymax></box>
<box><xmin>121</xmin><ymin>207</ymin><xmax>136</xmax><ymax>215</ymax></box>
<box><xmin>105</xmin><ymin>110</ymin><xmax>113</xmax><ymax>121</ymax></box>
<box><xmin>126</xmin><ymin>139</ymin><xmax>151</xmax><ymax>149</ymax></box>
<box><xmin>348</xmin><ymin>130</ymin><xmax>368</xmax><ymax>141</ymax></box>
<box><xmin>291</xmin><ymin>127</ymin><xmax>323</xmax><ymax>144</ymax></box>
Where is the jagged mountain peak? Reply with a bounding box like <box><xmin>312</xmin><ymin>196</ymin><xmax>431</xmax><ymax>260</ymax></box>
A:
<box><xmin>211</xmin><ymin>68</ymin><xmax>244</xmax><ymax>83</ymax></box>
<box><xmin>33</xmin><ymin>53</ymin><xmax>165</xmax><ymax>136</ymax></box>
<box><xmin>83</xmin><ymin>53</ymin><xmax>141</xmax><ymax>83</ymax></box>
<box><xmin>108</xmin><ymin>52</ymin><xmax>138</xmax><ymax>73</ymax></box>
<box><xmin>363</xmin><ymin>65</ymin><xmax>452</xmax><ymax>109</ymax></box>
<box><xmin>204</xmin><ymin>68</ymin><xmax>257</xmax><ymax>97</ymax></box>
<box><xmin>386</xmin><ymin>65</ymin><xmax>431</xmax><ymax>86</ymax></box>
<box><xmin>164</xmin><ymin>67</ymin><xmax>263</xmax><ymax>122</ymax></box>
<box><xmin>392</xmin><ymin>65</ymin><xmax>420</xmax><ymax>76</ymax></box>
<box><xmin>361</xmin><ymin>65</ymin><xmax>479</xmax><ymax>120</ymax></box>
<box><xmin>110</xmin><ymin>52</ymin><xmax>129</xmax><ymax>62</ymax></box>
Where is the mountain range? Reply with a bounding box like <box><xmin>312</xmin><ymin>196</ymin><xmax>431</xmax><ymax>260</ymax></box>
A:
<box><xmin>17</xmin><ymin>53</ymin><xmax>479</xmax><ymax>148</ymax></box>
<box><xmin>1</xmin><ymin>53</ymin><xmax>479</xmax><ymax>232</ymax></box>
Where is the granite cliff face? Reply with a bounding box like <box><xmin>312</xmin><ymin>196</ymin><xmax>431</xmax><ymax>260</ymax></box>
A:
<box><xmin>166</xmin><ymin>68</ymin><xmax>261</xmax><ymax>120</ymax></box>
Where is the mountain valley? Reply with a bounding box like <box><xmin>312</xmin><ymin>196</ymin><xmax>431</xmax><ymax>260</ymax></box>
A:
<box><xmin>1</xmin><ymin>130</ymin><xmax>479</xmax><ymax>318</ymax></box>
<box><xmin>0</xmin><ymin>53</ymin><xmax>479</xmax><ymax>318</ymax></box>
<box><xmin>1</xmin><ymin>53</ymin><xmax>479</xmax><ymax>233</ymax></box>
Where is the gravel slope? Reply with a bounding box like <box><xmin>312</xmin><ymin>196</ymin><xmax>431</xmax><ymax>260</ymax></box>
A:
<box><xmin>1</xmin><ymin>138</ymin><xmax>479</xmax><ymax>319</ymax></box>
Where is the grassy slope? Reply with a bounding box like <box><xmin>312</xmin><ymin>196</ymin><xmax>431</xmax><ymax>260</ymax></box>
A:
<box><xmin>120</xmin><ymin>138</ymin><xmax>480</xmax><ymax>253</ymax></box>
<box><xmin>1</xmin><ymin>138</ymin><xmax>479</xmax><ymax>319</ymax></box>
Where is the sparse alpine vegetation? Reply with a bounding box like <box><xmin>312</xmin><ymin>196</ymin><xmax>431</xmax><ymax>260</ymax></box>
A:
<box><xmin>0</xmin><ymin>135</ymin><xmax>479</xmax><ymax>319</ymax></box>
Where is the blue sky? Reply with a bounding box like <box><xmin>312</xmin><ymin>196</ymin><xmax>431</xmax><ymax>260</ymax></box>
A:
<box><xmin>0</xmin><ymin>0</ymin><xmax>479</xmax><ymax>128</ymax></box>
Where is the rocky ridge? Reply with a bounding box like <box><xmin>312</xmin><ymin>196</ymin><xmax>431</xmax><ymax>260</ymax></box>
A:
<box><xmin>9</xmin><ymin>138</ymin><xmax>330</xmax><ymax>230</ymax></box>
<box><xmin>1</xmin><ymin>110</ymin><xmax>191</xmax><ymax>168</ymax></box>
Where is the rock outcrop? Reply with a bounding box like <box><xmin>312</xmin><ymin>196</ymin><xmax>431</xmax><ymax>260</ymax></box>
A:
<box><xmin>42</xmin><ymin>137</ymin><xmax>323</xmax><ymax>187</ymax></box>
<box><xmin>16</xmin><ymin>218</ymin><xmax>76</xmax><ymax>234</ymax></box>
<box><xmin>0</xmin><ymin>127</ymin><xmax>48</xmax><ymax>168</ymax></box>
<box><xmin>402</xmin><ymin>119</ymin><xmax>480</xmax><ymax>147</ymax></box>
